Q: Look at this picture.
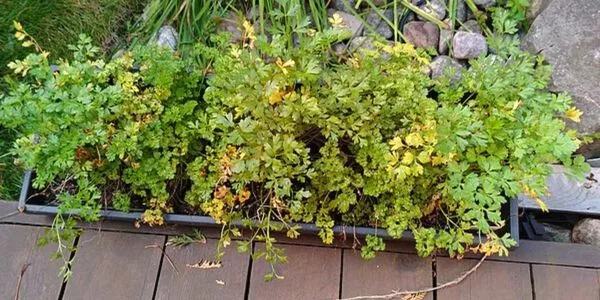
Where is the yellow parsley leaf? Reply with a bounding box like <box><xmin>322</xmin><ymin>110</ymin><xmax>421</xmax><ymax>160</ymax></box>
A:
<box><xmin>533</xmin><ymin>197</ymin><xmax>549</xmax><ymax>213</ymax></box>
<box><xmin>14</xmin><ymin>31</ymin><xmax>26</xmax><ymax>41</ymax></box>
<box><xmin>389</xmin><ymin>136</ymin><xmax>404</xmax><ymax>150</ymax></box>
<box><xmin>328</xmin><ymin>13</ymin><xmax>344</xmax><ymax>28</ymax></box>
<box><xmin>565</xmin><ymin>107</ymin><xmax>583</xmax><ymax>123</ymax></box>
<box><xmin>268</xmin><ymin>89</ymin><xmax>284</xmax><ymax>105</ymax></box>
<box><xmin>401</xmin><ymin>152</ymin><xmax>414</xmax><ymax>165</ymax></box>
<box><xmin>405</xmin><ymin>132</ymin><xmax>424</xmax><ymax>147</ymax></box>
<box><xmin>13</xmin><ymin>20</ymin><xmax>23</xmax><ymax>32</ymax></box>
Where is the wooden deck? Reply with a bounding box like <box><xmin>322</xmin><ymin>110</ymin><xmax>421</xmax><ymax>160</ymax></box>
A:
<box><xmin>1</xmin><ymin>200</ymin><xmax>599</xmax><ymax>300</ymax></box>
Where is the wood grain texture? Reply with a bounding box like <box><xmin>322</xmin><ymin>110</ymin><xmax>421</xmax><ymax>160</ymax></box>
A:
<box><xmin>155</xmin><ymin>238</ymin><xmax>249</xmax><ymax>300</ymax></box>
<box><xmin>248</xmin><ymin>243</ymin><xmax>342</xmax><ymax>300</ymax></box>
<box><xmin>532</xmin><ymin>264</ymin><xmax>600</xmax><ymax>300</ymax></box>
<box><xmin>62</xmin><ymin>230</ymin><xmax>163</xmax><ymax>300</ymax></box>
<box><xmin>0</xmin><ymin>225</ymin><xmax>66</xmax><ymax>300</ymax></box>
<box><xmin>519</xmin><ymin>165</ymin><xmax>600</xmax><ymax>214</ymax></box>
<box><xmin>437</xmin><ymin>257</ymin><xmax>532</xmax><ymax>300</ymax></box>
<box><xmin>341</xmin><ymin>250</ymin><xmax>433</xmax><ymax>299</ymax></box>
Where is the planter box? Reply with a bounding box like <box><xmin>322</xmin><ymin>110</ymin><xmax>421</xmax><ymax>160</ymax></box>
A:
<box><xmin>18</xmin><ymin>170</ymin><xmax>520</xmax><ymax>245</ymax></box>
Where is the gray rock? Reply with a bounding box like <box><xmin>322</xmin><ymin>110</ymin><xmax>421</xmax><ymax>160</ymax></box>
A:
<box><xmin>439</xmin><ymin>19</ymin><xmax>453</xmax><ymax>54</ymax></box>
<box><xmin>153</xmin><ymin>25</ymin><xmax>178</xmax><ymax>51</ymax></box>
<box><xmin>543</xmin><ymin>223</ymin><xmax>572</xmax><ymax>243</ymax></box>
<box><xmin>403</xmin><ymin>21</ymin><xmax>440</xmax><ymax>49</ymax></box>
<box><xmin>452</xmin><ymin>31</ymin><xmax>487</xmax><ymax>59</ymax></box>
<box><xmin>473</xmin><ymin>0</ymin><xmax>496</xmax><ymax>8</ymax></box>
<box><xmin>527</xmin><ymin>0</ymin><xmax>553</xmax><ymax>22</ymax></box>
<box><xmin>330</xmin><ymin>0</ymin><xmax>357</xmax><ymax>13</ymax></box>
<box><xmin>459</xmin><ymin>19</ymin><xmax>482</xmax><ymax>34</ymax></box>
<box><xmin>328</xmin><ymin>9</ymin><xmax>364</xmax><ymax>37</ymax></box>
<box><xmin>522</xmin><ymin>0</ymin><xmax>600</xmax><ymax>134</ymax></box>
<box><xmin>366</xmin><ymin>9</ymin><xmax>394</xmax><ymax>39</ymax></box>
<box><xmin>572</xmin><ymin>218</ymin><xmax>600</xmax><ymax>245</ymax></box>
<box><xmin>456</xmin><ymin>0</ymin><xmax>467</xmax><ymax>22</ymax></box>
<box><xmin>430</xmin><ymin>55</ymin><xmax>463</xmax><ymax>82</ymax></box>
<box><xmin>217</xmin><ymin>12</ymin><xmax>243</xmax><ymax>43</ymax></box>
<box><xmin>414</xmin><ymin>0</ymin><xmax>446</xmax><ymax>21</ymax></box>
<box><xmin>349</xmin><ymin>36</ymin><xmax>376</xmax><ymax>53</ymax></box>
<box><xmin>332</xmin><ymin>43</ymin><xmax>347</xmax><ymax>56</ymax></box>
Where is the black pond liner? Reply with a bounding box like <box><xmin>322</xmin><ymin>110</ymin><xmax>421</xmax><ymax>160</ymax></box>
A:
<box><xmin>18</xmin><ymin>170</ymin><xmax>519</xmax><ymax>246</ymax></box>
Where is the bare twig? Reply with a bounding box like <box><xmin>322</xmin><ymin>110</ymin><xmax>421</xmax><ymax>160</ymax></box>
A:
<box><xmin>14</xmin><ymin>263</ymin><xmax>30</xmax><ymax>300</ymax></box>
<box><xmin>337</xmin><ymin>255</ymin><xmax>488</xmax><ymax>300</ymax></box>
<box><xmin>145</xmin><ymin>244</ymin><xmax>179</xmax><ymax>275</ymax></box>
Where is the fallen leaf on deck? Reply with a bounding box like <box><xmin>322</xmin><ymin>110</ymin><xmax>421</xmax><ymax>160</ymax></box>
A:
<box><xmin>186</xmin><ymin>259</ymin><xmax>222</xmax><ymax>269</ymax></box>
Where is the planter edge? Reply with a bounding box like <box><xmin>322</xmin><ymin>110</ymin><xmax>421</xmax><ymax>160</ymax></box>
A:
<box><xmin>18</xmin><ymin>170</ymin><xmax>520</xmax><ymax>246</ymax></box>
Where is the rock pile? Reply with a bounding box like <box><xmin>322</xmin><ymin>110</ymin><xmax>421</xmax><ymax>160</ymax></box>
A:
<box><xmin>328</xmin><ymin>0</ymin><xmax>492</xmax><ymax>82</ymax></box>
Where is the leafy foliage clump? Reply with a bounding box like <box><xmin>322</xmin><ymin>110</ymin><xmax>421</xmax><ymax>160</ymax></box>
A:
<box><xmin>0</xmin><ymin>14</ymin><xmax>589</xmax><ymax>280</ymax></box>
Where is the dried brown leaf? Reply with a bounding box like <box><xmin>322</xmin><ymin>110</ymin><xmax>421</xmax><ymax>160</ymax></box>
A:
<box><xmin>402</xmin><ymin>292</ymin><xmax>426</xmax><ymax>300</ymax></box>
<box><xmin>186</xmin><ymin>259</ymin><xmax>222</xmax><ymax>269</ymax></box>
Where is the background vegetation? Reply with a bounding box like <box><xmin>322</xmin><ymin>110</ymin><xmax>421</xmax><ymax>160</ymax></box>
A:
<box><xmin>0</xmin><ymin>0</ymin><xmax>147</xmax><ymax>200</ymax></box>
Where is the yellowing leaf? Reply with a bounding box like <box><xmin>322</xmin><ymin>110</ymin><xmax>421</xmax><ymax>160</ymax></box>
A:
<box><xmin>565</xmin><ymin>107</ymin><xmax>583</xmax><ymax>123</ymax></box>
<box><xmin>394</xmin><ymin>165</ymin><xmax>411</xmax><ymax>180</ymax></box>
<box><xmin>417</xmin><ymin>151</ymin><xmax>431</xmax><ymax>163</ymax></box>
<box><xmin>533</xmin><ymin>197</ymin><xmax>549</xmax><ymax>213</ymax></box>
<box><xmin>328</xmin><ymin>13</ymin><xmax>344</xmax><ymax>28</ymax></box>
<box><xmin>275</xmin><ymin>57</ymin><xmax>295</xmax><ymax>74</ymax></box>
<box><xmin>405</xmin><ymin>132</ymin><xmax>424</xmax><ymax>147</ymax></box>
<box><xmin>412</xmin><ymin>163</ymin><xmax>424</xmax><ymax>175</ymax></box>
<box><xmin>242</xmin><ymin>20</ymin><xmax>256</xmax><ymax>48</ymax></box>
<box><xmin>389</xmin><ymin>136</ymin><xmax>404</xmax><ymax>150</ymax></box>
<box><xmin>14</xmin><ymin>31</ymin><xmax>26</xmax><ymax>41</ymax></box>
<box><xmin>22</xmin><ymin>40</ymin><xmax>33</xmax><ymax>48</ymax></box>
<box><xmin>268</xmin><ymin>89</ymin><xmax>284</xmax><ymax>105</ymax></box>
<box><xmin>401</xmin><ymin>151</ymin><xmax>414</xmax><ymax>165</ymax></box>
<box><xmin>230</xmin><ymin>47</ymin><xmax>242</xmax><ymax>58</ymax></box>
<box><xmin>13</xmin><ymin>20</ymin><xmax>23</xmax><ymax>32</ymax></box>
<box><xmin>431</xmin><ymin>156</ymin><xmax>445</xmax><ymax>166</ymax></box>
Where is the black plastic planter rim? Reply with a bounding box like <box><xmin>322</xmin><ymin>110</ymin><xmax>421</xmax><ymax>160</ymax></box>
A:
<box><xmin>18</xmin><ymin>170</ymin><xmax>520</xmax><ymax>246</ymax></box>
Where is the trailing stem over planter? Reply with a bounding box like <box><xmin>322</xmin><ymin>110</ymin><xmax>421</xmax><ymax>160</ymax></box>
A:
<box><xmin>0</xmin><ymin>12</ymin><xmax>589</xmax><ymax>280</ymax></box>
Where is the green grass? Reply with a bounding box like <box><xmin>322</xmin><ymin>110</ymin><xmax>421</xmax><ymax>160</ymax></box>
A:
<box><xmin>0</xmin><ymin>0</ymin><xmax>147</xmax><ymax>200</ymax></box>
<box><xmin>0</xmin><ymin>0</ymin><xmax>147</xmax><ymax>73</ymax></box>
<box><xmin>0</xmin><ymin>127</ymin><xmax>20</xmax><ymax>200</ymax></box>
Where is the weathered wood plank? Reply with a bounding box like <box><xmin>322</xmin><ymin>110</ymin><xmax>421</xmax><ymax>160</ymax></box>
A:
<box><xmin>0</xmin><ymin>224</ymin><xmax>66</xmax><ymax>300</ymax></box>
<box><xmin>0</xmin><ymin>200</ymin><xmax>54</xmax><ymax>226</ymax></box>
<box><xmin>532</xmin><ymin>264</ymin><xmax>600</xmax><ymax>300</ymax></box>
<box><xmin>248</xmin><ymin>243</ymin><xmax>342</xmax><ymax>300</ymax></box>
<box><xmin>155</xmin><ymin>238</ymin><xmax>249</xmax><ymax>300</ymax></box>
<box><xmin>341</xmin><ymin>250</ymin><xmax>433</xmax><ymax>299</ymax></box>
<box><xmin>491</xmin><ymin>239</ymin><xmax>600</xmax><ymax>268</ymax></box>
<box><xmin>62</xmin><ymin>231</ymin><xmax>163</xmax><ymax>300</ymax></box>
<box><xmin>519</xmin><ymin>165</ymin><xmax>600</xmax><ymax>215</ymax></box>
<box><xmin>437</xmin><ymin>258</ymin><xmax>532</xmax><ymax>300</ymax></box>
